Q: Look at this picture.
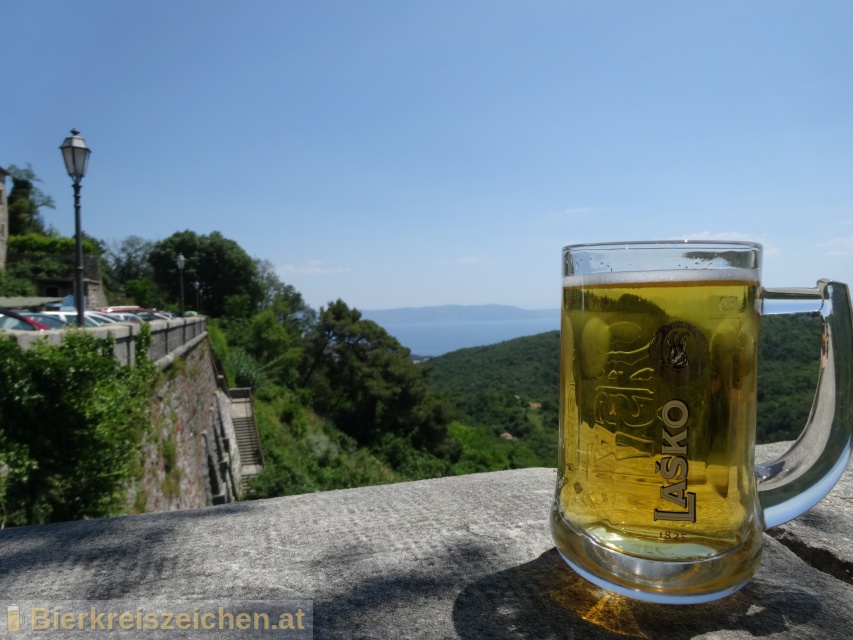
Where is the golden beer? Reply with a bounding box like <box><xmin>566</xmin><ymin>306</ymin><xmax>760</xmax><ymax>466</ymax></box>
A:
<box><xmin>552</xmin><ymin>270</ymin><xmax>766</xmax><ymax>595</ymax></box>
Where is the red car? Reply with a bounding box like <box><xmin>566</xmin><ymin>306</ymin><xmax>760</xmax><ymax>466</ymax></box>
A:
<box><xmin>0</xmin><ymin>307</ymin><xmax>50</xmax><ymax>331</ymax></box>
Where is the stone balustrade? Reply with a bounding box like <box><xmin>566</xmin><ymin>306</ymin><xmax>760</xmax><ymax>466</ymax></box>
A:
<box><xmin>4</xmin><ymin>316</ymin><xmax>207</xmax><ymax>368</ymax></box>
<box><xmin>0</xmin><ymin>441</ymin><xmax>850</xmax><ymax>639</ymax></box>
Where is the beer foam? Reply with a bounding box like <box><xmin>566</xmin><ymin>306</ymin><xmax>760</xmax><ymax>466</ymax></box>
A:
<box><xmin>563</xmin><ymin>268</ymin><xmax>758</xmax><ymax>287</ymax></box>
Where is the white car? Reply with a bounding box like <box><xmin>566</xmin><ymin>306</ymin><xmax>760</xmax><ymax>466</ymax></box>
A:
<box><xmin>99</xmin><ymin>312</ymin><xmax>143</xmax><ymax>323</ymax></box>
<box><xmin>39</xmin><ymin>311</ymin><xmax>102</xmax><ymax>327</ymax></box>
<box><xmin>86</xmin><ymin>311</ymin><xmax>120</xmax><ymax>324</ymax></box>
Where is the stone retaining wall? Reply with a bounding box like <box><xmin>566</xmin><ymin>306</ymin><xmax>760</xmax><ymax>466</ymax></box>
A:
<box><xmin>132</xmin><ymin>337</ymin><xmax>238</xmax><ymax>513</ymax></box>
<box><xmin>4</xmin><ymin>315</ymin><xmax>237</xmax><ymax>514</ymax></box>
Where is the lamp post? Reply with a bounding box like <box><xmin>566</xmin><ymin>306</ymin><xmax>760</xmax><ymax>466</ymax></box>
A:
<box><xmin>176</xmin><ymin>253</ymin><xmax>186</xmax><ymax>317</ymax></box>
<box><xmin>59</xmin><ymin>129</ymin><xmax>92</xmax><ymax>328</ymax></box>
<box><xmin>194</xmin><ymin>280</ymin><xmax>200</xmax><ymax>314</ymax></box>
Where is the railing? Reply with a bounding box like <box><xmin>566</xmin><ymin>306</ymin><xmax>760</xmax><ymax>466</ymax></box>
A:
<box><xmin>3</xmin><ymin>316</ymin><xmax>208</xmax><ymax>368</ymax></box>
<box><xmin>147</xmin><ymin>317</ymin><xmax>208</xmax><ymax>369</ymax></box>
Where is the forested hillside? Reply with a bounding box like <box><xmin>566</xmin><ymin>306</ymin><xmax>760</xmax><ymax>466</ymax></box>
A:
<box><xmin>756</xmin><ymin>312</ymin><xmax>823</xmax><ymax>441</ymax></box>
<box><xmin>424</xmin><ymin>331</ymin><xmax>560</xmax><ymax>467</ymax></box>
<box><xmin>424</xmin><ymin>313</ymin><xmax>823</xmax><ymax>448</ymax></box>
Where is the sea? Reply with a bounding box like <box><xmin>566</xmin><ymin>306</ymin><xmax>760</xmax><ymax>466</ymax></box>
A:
<box><xmin>361</xmin><ymin>295</ymin><xmax>825</xmax><ymax>358</ymax></box>
<box><xmin>360</xmin><ymin>306</ymin><xmax>560</xmax><ymax>357</ymax></box>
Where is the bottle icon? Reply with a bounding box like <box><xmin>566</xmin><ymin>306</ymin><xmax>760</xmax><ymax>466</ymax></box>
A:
<box><xmin>7</xmin><ymin>605</ymin><xmax>20</xmax><ymax>632</ymax></box>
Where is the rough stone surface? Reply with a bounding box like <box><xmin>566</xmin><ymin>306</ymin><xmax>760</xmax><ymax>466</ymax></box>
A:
<box><xmin>759</xmin><ymin>441</ymin><xmax>853</xmax><ymax>590</ymax></box>
<box><xmin>0</xmin><ymin>444</ymin><xmax>851</xmax><ymax>639</ymax></box>
<box><xmin>137</xmin><ymin>340</ymin><xmax>213</xmax><ymax>513</ymax></box>
<box><xmin>134</xmin><ymin>338</ymin><xmax>232</xmax><ymax>513</ymax></box>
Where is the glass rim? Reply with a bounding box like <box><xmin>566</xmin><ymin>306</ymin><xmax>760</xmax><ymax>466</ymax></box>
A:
<box><xmin>562</xmin><ymin>240</ymin><xmax>763</xmax><ymax>252</ymax></box>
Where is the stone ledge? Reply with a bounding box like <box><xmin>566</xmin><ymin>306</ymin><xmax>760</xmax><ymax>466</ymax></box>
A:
<box><xmin>4</xmin><ymin>316</ymin><xmax>207</xmax><ymax>367</ymax></box>
<box><xmin>0</xmin><ymin>443</ymin><xmax>851</xmax><ymax>639</ymax></box>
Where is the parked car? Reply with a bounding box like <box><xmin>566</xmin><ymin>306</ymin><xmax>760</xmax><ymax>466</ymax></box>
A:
<box><xmin>98</xmin><ymin>306</ymin><xmax>170</xmax><ymax>321</ymax></box>
<box><xmin>19</xmin><ymin>312</ymin><xmax>69</xmax><ymax>329</ymax></box>
<box><xmin>38</xmin><ymin>310</ymin><xmax>102</xmax><ymax>328</ymax></box>
<box><xmin>0</xmin><ymin>308</ymin><xmax>50</xmax><ymax>331</ymax></box>
<box><xmin>98</xmin><ymin>311</ymin><xmax>143</xmax><ymax>323</ymax></box>
<box><xmin>85</xmin><ymin>311</ymin><xmax>120</xmax><ymax>324</ymax></box>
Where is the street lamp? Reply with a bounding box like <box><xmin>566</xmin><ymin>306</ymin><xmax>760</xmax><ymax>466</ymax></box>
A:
<box><xmin>194</xmin><ymin>280</ymin><xmax>200</xmax><ymax>313</ymax></box>
<box><xmin>59</xmin><ymin>129</ymin><xmax>92</xmax><ymax>328</ymax></box>
<box><xmin>176</xmin><ymin>253</ymin><xmax>186</xmax><ymax>317</ymax></box>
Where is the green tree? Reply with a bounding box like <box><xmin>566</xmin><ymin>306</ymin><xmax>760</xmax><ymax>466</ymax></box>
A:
<box><xmin>6</xmin><ymin>164</ymin><xmax>55</xmax><ymax>236</ymax></box>
<box><xmin>211</xmin><ymin>268</ymin><xmax>316</xmax><ymax>389</ymax></box>
<box><xmin>105</xmin><ymin>236</ymin><xmax>154</xmax><ymax>283</ymax></box>
<box><xmin>123</xmin><ymin>279</ymin><xmax>160</xmax><ymax>309</ymax></box>
<box><xmin>148</xmin><ymin>230</ymin><xmax>263</xmax><ymax>317</ymax></box>
<box><xmin>255</xmin><ymin>259</ymin><xmax>316</xmax><ymax>332</ymax></box>
<box><xmin>244</xmin><ymin>305</ymin><xmax>303</xmax><ymax>387</ymax></box>
<box><xmin>101</xmin><ymin>235</ymin><xmax>157</xmax><ymax>303</ymax></box>
<box><xmin>301</xmin><ymin>299</ymin><xmax>453</xmax><ymax>451</ymax></box>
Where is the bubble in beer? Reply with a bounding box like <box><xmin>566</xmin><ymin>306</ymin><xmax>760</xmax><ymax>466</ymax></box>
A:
<box><xmin>580</xmin><ymin>317</ymin><xmax>610</xmax><ymax>378</ymax></box>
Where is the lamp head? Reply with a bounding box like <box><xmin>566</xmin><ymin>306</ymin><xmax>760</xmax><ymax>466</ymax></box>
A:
<box><xmin>60</xmin><ymin>129</ymin><xmax>91</xmax><ymax>181</ymax></box>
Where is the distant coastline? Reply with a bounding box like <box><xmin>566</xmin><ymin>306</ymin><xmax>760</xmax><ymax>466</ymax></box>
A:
<box><xmin>360</xmin><ymin>305</ymin><xmax>560</xmax><ymax>357</ymax></box>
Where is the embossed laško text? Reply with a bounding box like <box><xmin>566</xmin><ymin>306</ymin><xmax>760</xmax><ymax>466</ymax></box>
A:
<box><xmin>654</xmin><ymin>399</ymin><xmax>697</xmax><ymax>523</ymax></box>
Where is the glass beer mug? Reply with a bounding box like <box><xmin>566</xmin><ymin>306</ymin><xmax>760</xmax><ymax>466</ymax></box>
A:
<box><xmin>551</xmin><ymin>240</ymin><xmax>853</xmax><ymax>604</ymax></box>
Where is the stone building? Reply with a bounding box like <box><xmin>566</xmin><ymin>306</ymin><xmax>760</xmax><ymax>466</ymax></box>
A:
<box><xmin>0</xmin><ymin>164</ymin><xmax>106</xmax><ymax>308</ymax></box>
<box><xmin>13</xmin><ymin>252</ymin><xmax>109</xmax><ymax>309</ymax></box>
<box><xmin>0</xmin><ymin>166</ymin><xmax>8</xmax><ymax>269</ymax></box>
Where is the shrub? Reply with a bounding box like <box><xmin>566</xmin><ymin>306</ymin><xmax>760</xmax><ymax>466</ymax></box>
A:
<box><xmin>8</xmin><ymin>233</ymin><xmax>102</xmax><ymax>256</ymax></box>
<box><xmin>0</xmin><ymin>328</ymin><xmax>156</xmax><ymax>526</ymax></box>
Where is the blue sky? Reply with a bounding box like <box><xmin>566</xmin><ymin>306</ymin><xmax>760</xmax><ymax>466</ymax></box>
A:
<box><xmin>4</xmin><ymin>1</ymin><xmax>852</xmax><ymax>311</ymax></box>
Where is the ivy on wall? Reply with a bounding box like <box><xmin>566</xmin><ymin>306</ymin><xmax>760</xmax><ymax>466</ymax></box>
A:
<box><xmin>7</xmin><ymin>234</ymin><xmax>102</xmax><ymax>256</ymax></box>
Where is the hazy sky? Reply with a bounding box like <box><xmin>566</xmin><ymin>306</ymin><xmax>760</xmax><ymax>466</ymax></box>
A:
<box><xmin>4</xmin><ymin>1</ymin><xmax>852</xmax><ymax>310</ymax></box>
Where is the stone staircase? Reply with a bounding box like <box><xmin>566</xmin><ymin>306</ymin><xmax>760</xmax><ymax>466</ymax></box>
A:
<box><xmin>229</xmin><ymin>387</ymin><xmax>264</xmax><ymax>491</ymax></box>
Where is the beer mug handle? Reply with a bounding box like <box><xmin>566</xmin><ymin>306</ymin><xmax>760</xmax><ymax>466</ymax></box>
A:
<box><xmin>757</xmin><ymin>279</ymin><xmax>853</xmax><ymax>528</ymax></box>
